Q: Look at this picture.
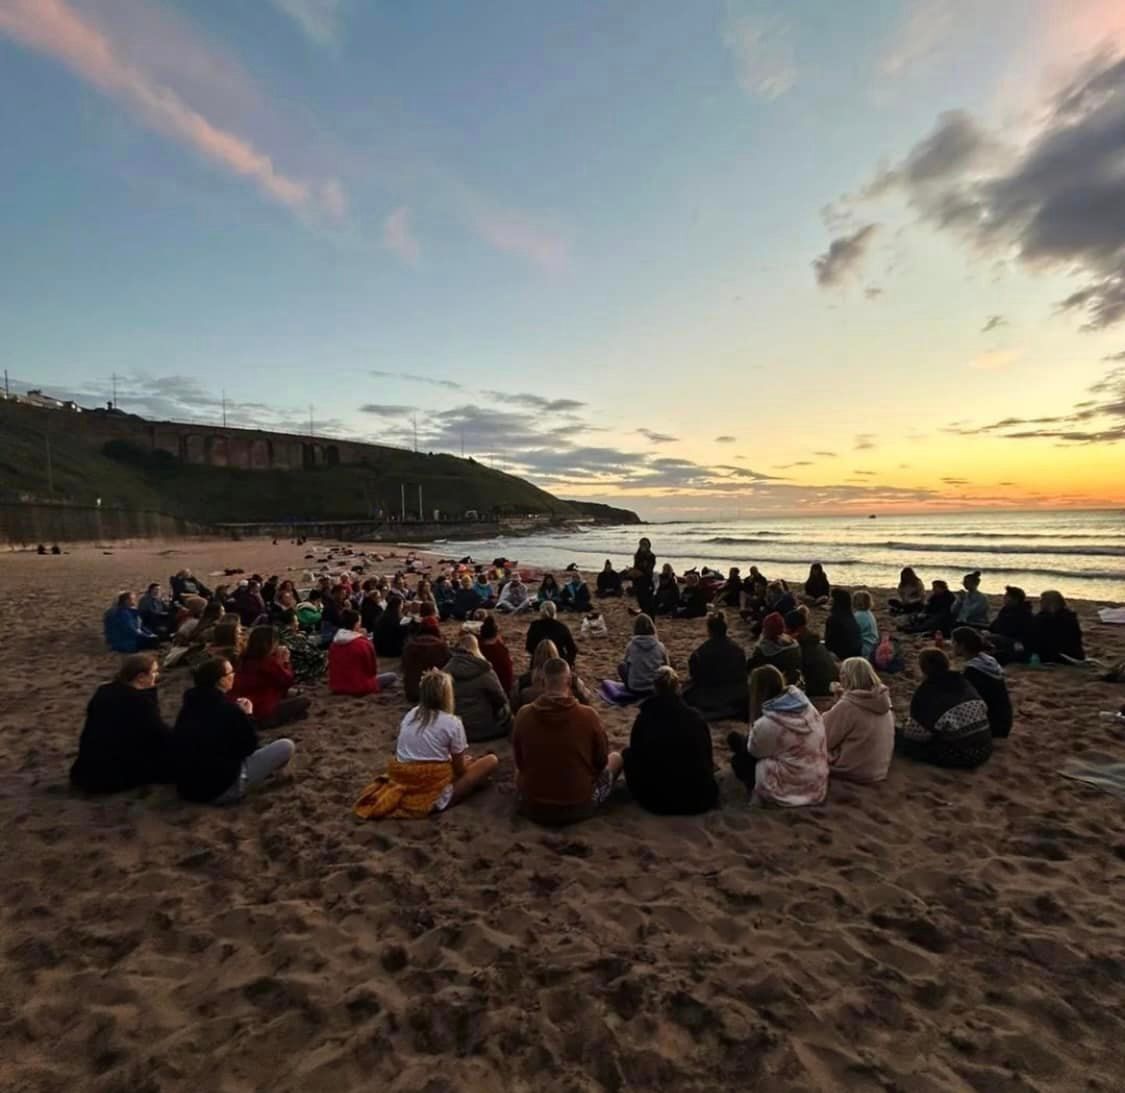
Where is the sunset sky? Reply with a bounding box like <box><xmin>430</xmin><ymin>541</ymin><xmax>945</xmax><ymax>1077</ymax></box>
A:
<box><xmin>2</xmin><ymin>0</ymin><xmax>1124</xmax><ymax>519</ymax></box>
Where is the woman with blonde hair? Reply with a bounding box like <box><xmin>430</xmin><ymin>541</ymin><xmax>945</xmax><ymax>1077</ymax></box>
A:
<box><xmin>354</xmin><ymin>669</ymin><xmax>499</xmax><ymax>819</ymax></box>
<box><xmin>822</xmin><ymin>657</ymin><xmax>894</xmax><ymax>783</ymax></box>
<box><xmin>511</xmin><ymin>638</ymin><xmax>592</xmax><ymax>711</ymax></box>
<box><xmin>618</xmin><ymin>613</ymin><xmax>670</xmax><ymax>695</ymax></box>
<box><xmin>445</xmin><ymin>633</ymin><xmax>513</xmax><ymax>741</ymax></box>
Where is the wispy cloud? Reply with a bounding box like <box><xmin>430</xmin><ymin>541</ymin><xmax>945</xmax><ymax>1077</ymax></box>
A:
<box><xmin>774</xmin><ymin>461</ymin><xmax>813</xmax><ymax>470</ymax></box>
<box><xmin>0</xmin><ymin>0</ymin><xmax>344</xmax><ymax>218</ymax></box>
<box><xmin>878</xmin><ymin>0</ymin><xmax>959</xmax><ymax>77</ymax></box>
<box><xmin>723</xmin><ymin>8</ymin><xmax>796</xmax><ymax>101</ymax></box>
<box><xmin>854</xmin><ymin>433</ymin><xmax>877</xmax><ymax>450</ymax></box>
<box><xmin>1103</xmin><ymin>350</ymin><xmax>1125</xmax><ymax>362</ymax></box>
<box><xmin>370</xmin><ymin>370</ymin><xmax>464</xmax><ymax>390</ymax></box>
<box><xmin>865</xmin><ymin>285</ymin><xmax>884</xmax><ymax>300</ymax></box>
<box><xmin>636</xmin><ymin>428</ymin><xmax>678</xmax><ymax>444</ymax></box>
<box><xmin>382</xmin><ymin>206</ymin><xmax>421</xmax><ymax>265</ymax></box>
<box><xmin>981</xmin><ymin>314</ymin><xmax>1007</xmax><ymax>333</ymax></box>
<box><xmin>270</xmin><ymin>0</ymin><xmax>345</xmax><ymax>46</ymax></box>
<box><xmin>814</xmin><ymin>224</ymin><xmax>879</xmax><ymax>287</ymax></box>
<box><xmin>813</xmin><ymin>450</ymin><xmax>837</xmax><ymax>458</ymax></box>
<box><xmin>714</xmin><ymin>435</ymin><xmax>737</xmax><ymax>443</ymax></box>
<box><xmin>969</xmin><ymin>348</ymin><xmax>1022</xmax><ymax>370</ymax></box>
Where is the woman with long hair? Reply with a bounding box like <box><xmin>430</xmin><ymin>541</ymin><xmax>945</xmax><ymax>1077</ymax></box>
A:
<box><xmin>822</xmin><ymin>657</ymin><xmax>894</xmax><ymax>783</ymax></box>
<box><xmin>231</xmin><ymin>625</ymin><xmax>311</xmax><ymax>728</ymax></box>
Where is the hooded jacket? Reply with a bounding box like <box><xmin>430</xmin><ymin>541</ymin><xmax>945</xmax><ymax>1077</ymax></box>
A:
<box><xmin>445</xmin><ymin>650</ymin><xmax>512</xmax><ymax>742</ymax></box>
<box><xmin>328</xmin><ymin>628</ymin><xmax>382</xmax><ymax>695</ymax></box>
<box><xmin>172</xmin><ymin>685</ymin><xmax>258</xmax><ymax>803</ymax></box>
<box><xmin>372</xmin><ymin>610</ymin><xmax>406</xmax><ymax>658</ymax></box>
<box><xmin>1033</xmin><ymin>608</ymin><xmax>1085</xmax><ymax>663</ymax></box>
<box><xmin>624</xmin><ymin>693</ymin><xmax>718</xmax><ymax>815</ymax></box>
<box><xmin>513</xmin><ymin>693</ymin><xmax>609</xmax><ymax>822</ymax></box>
<box><xmin>683</xmin><ymin>635</ymin><xmax>748</xmax><ymax>721</ymax></box>
<box><xmin>597</xmin><ymin>568</ymin><xmax>623</xmax><ymax>594</ymax></box>
<box><xmin>822</xmin><ymin>684</ymin><xmax>894</xmax><ymax>783</ymax></box>
<box><xmin>231</xmin><ymin>653</ymin><xmax>296</xmax><ymax>720</ymax></box>
<box><xmin>498</xmin><ymin>580</ymin><xmax>530</xmax><ymax>612</ymax></box>
<box><xmin>962</xmin><ymin>653</ymin><xmax>1012</xmax><ymax>738</ymax></box>
<box><xmin>747</xmin><ymin>637</ymin><xmax>803</xmax><ymax>682</ymax></box>
<box><xmin>479</xmin><ymin>637</ymin><xmax>515</xmax><ymax>693</ymax></box>
<box><xmin>103</xmin><ymin>606</ymin><xmax>156</xmax><ymax>653</ymax></box>
<box><xmin>70</xmin><ymin>682</ymin><xmax>172</xmax><ymax>794</ymax></box>
<box><xmin>824</xmin><ymin>609</ymin><xmax>863</xmax><ymax>661</ymax></box>
<box><xmin>620</xmin><ymin>634</ymin><xmax>670</xmax><ymax>694</ymax></box>
<box><xmin>401</xmin><ymin>630</ymin><xmax>451</xmax><ymax>701</ymax></box>
<box><xmin>902</xmin><ymin>669</ymin><xmax>992</xmax><ymax>768</ymax></box>
<box><xmin>748</xmin><ymin>687</ymin><xmax>828</xmax><ymax>806</ymax></box>
<box><xmin>990</xmin><ymin>602</ymin><xmax>1034</xmax><ymax>646</ymax></box>
<box><xmin>795</xmin><ymin>632</ymin><xmax>839</xmax><ymax>697</ymax></box>
<box><xmin>525</xmin><ymin>617</ymin><xmax>578</xmax><ymax>665</ymax></box>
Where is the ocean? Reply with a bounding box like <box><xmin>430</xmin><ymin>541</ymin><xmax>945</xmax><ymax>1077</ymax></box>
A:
<box><xmin>427</xmin><ymin>509</ymin><xmax>1125</xmax><ymax>603</ymax></box>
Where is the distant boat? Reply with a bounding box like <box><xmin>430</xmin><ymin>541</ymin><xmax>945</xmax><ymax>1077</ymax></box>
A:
<box><xmin>869</xmin><ymin>514</ymin><xmax>877</xmax><ymax>519</ymax></box>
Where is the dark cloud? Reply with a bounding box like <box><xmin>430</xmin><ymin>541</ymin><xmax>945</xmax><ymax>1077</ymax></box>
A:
<box><xmin>865</xmin><ymin>285</ymin><xmax>884</xmax><ymax>300</ymax></box>
<box><xmin>714</xmin><ymin>435</ymin><xmax>737</xmax><ymax>443</ymax></box>
<box><xmin>483</xmin><ymin>391</ymin><xmax>586</xmax><ymax>413</ymax></box>
<box><xmin>941</xmin><ymin>476</ymin><xmax>969</xmax><ymax>486</ymax></box>
<box><xmin>370</xmin><ymin>369</ymin><xmax>464</xmax><ymax>390</ymax></box>
<box><xmin>813</xmin><ymin>450</ymin><xmax>837</xmax><ymax>457</ymax></box>
<box><xmin>636</xmin><ymin>428</ymin><xmax>679</xmax><ymax>444</ymax></box>
<box><xmin>814</xmin><ymin>224</ymin><xmax>879</xmax><ymax>287</ymax></box>
<box><xmin>855</xmin><ymin>57</ymin><xmax>1125</xmax><ymax>329</ymax></box>
<box><xmin>774</xmin><ymin>461</ymin><xmax>813</xmax><ymax>469</ymax></box>
<box><xmin>359</xmin><ymin>404</ymin><xmax>414</xmax><ymax>416</ymax></box>
<box><xmin>981</xmin><ymin>314</ymin><xmax>1007</xmax><ymax>333</ymax></box>
<box><xmin>713</xmin><ymin>465</ymin><xmax>781</xmax><ymax>481</ymax></box>
<box><xmin>854</xmin><ymin>433</ymin><xmax>877</xmax><ymax>450</ymax></box>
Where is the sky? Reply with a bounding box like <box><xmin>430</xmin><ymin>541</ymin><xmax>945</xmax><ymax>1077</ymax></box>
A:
<box><xmin>2</xmin><ymin>0</ymin><xmax>1125</xmax><ymax>520</ymax></box>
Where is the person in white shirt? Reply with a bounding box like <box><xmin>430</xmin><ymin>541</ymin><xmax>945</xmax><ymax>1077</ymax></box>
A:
<box><xmin>496</xmin><ymin>572</ymin><xmax>533</xmax><ymax>614</ymax></box>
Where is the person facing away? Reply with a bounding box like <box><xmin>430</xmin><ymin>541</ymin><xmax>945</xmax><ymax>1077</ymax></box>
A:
<box><xmin>496</xmin><ymin>573</ymin><xmax>533</xmax><ymax>614</ymax></box>
<box><xmin>445</xmin><ymin>633</ymin><xmax>512</xmax><ymax>742</ymax></box>
<box><xmin>353</xmin><ymin>669</ymin><xmax>499</xmax><ymax>820</ymax></box>
<box><xmin>70</xmin><ymin>653</ymin><xmax>172</xmax><ymax>794</ymax></box>
<box><xmin>513</xmin><ymin>657</ymin><xmax>623</xmax><ymax>825</ymax></box>
<box><xmin>785</xmin><ymin>608</ymin><xmax>839</xmax><ymax>697</ymax></box>
<box><xmin>896</xmin><ymin>647</ymin><xmax>993</xmax><ymax>769</ymax></box>
<box><xmin>618</xmin><ymin>613</ymin><xmax>671</xmax><ymax>695</ymax></box>
<box><xmin>712</xmin><ymin>567</ymin><xmax>742</xmax><ymax>608</ymax></box>
<box><xmin>748</xmin><ymin>611</ymin><xmax>803</xmax><ymax>684</ymax></box>
<box><xmin>402</xmin><ymin>604</ymin><xmax>451</xmax><ymax>701</ymax></box>
<box><xmin>851</xmin><ymin>589</ymin><xmax>880</xmax><ymax>659</ymax></box>
<box><xmin>477</xmin><ymin>614</ymin><xmax>515</xmax><ymax>694</ymax></box>
<box><xmin>952</xmin><ymin>627</ymin><xmax>1012</xmax><ymax>738</ymax></box>
<box><xmin>727</xmin><ymin>665</ymin><xmax>829</xmax><ymax>807</ymax></box>
<box><xmin>953</xmin><ymin>571</ymin><xmax>990</xmax><ymax>628</ymax></box>
<box><xmin>231</xmin><ymin>625</ymin><xmax>311</xmax><ymax>728</ymax></box>
<box><xmin>683</xmin><ymin>611</ymin><xmax>748</xmax><ymax>722</ymax></box>
<box><xmin>525</xmin><ymin>601</ymin><xmax>578</xmax><ymax>666</ymax></box>
<box><xmin>1033</xmin><ymin>590</ymin><xmax>1086</xmax><ymax>663</ymax></box>
<box><xmin>802</xmin><ymin>563</ymin><xmax>831</xmax><ymax>606</ymax></box>
<box><xmin>329</xmin><ymin>609</ymin><xmax>398</xmax><ymax>696</ymax></box>
<box><xmin>172</xmin><ymin>657</ymin><xmax>295</xmax><ymax>804</ymax></box>
<box><xmin>822</xmin><ymin>657</ymin><xmax>894</xmax><ymax>784</ymax></box>
<box><xmin>371</xmin><ymin>593</ymin><xmax>407</xmax><ymax>658</ymax></box>
<box><xmin>762</xmin><ymin>581</ymin><xmax>797</xmax><ymax>625</ymax></box>
<box><xmin>624</xmin><ymin>666</ymin><xmax>719</xmax><ymax>815</ymax></box>
<box><xmin>559</xmin><ymin>571</ymin><xmax>592</xmax><ymax>613</ymax></box>
<box><xmin>824</xmin><ymin>587</ymin><xmax>864</xmax><ymax>661</ymax></box>
<box><xmin>511</xmin><ymin>638</ymin><xmax>594</xmax><ymax>712</ymax></box>
<box><xmin>596</xmin><ymin>560</ymin><xmax>623</xmax><ymax>597</ymax></box>
<box><xmin>988</xmin><ymin>585</ymin><xmax>1035</xmax><ymax>664</ymax></box>
<box><xmin>900</xmin><ymin>580</ymin><xmax>957</xmax><ymax>636</ymax></box>
<box><xmin>104</xmin><ymin>591</ymin><xmax>160</xmax><ymax>653</ymax></box>
<box><xmin>888</xmin><ymin>567</ymin><xmax>926</xmax><ymax>615</ymax></box>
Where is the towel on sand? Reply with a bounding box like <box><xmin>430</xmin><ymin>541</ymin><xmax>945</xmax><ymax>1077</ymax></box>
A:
<box><xmin>354</xmin><ymin>759</ymin><xmax>453</xmax><ymax>819</ymax></box>
<box><xmin>1059</xmin><ymin>752</ymin><xmax>1125</xmax><ymax>801</ymax></box>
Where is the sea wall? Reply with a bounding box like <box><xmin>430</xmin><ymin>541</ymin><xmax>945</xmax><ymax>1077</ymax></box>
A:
<box><xmin>0</xmin><ymin>503</ymin><xmax>208</xmax><ymax>545</ymax></box>
<box><xmin>213</xmin><ymin>520</ymin><xmax>501</xmax><ymax>543</ymax></box>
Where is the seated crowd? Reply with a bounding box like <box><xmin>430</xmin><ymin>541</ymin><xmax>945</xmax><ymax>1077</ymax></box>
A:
<box><xmin>75</xmin><ymin>545</ymin><xmax>1087</xmax><ymax>822</ymax></box>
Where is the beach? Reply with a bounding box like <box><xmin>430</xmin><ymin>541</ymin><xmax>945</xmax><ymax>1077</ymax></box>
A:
<box><xmin>2</xmin><ymin>537</ymin><xmax>1125</xmax><ymax>1092</ymax></box>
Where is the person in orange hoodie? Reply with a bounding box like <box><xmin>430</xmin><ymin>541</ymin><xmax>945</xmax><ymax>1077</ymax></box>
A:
<box><xmin>230</xmin><ymin>625</ymin><xmax>310</xmax><ymax>729</ymax></box>
<box><xmin>401</xmin><ymin>604</ymin><xmax>451</xmax><ymax>701</ymax></box>
<box><xmin>478</xmin><ymin>614</ymin><xmax>515</xmax><ymax>694</ymax></box>
<box><xmin>328</xmin><ymin>610</ymin><xmax>399</xmax><ymax>696</ymax></box>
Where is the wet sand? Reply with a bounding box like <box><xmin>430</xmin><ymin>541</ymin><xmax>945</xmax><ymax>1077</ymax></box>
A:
<box><xmin>2</xmin><ymin>538</ymin><xmax>1124</xmax><ymax>1092</ymax></box>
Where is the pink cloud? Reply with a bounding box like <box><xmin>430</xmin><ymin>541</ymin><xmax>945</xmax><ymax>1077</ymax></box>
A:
<box><xmin>0</xmin><ymin>0</ymin><xmax>344</xmax><ymax>216</ymax></box>
<box><xmin>469</xmin><ymin>207</ymin><xmax>569</xmax><ymax>271</ymax></box>
<box><xmin>382</xmin><ymin>205</ymin><xmax>420</xmax><ymax>265</ymax></box>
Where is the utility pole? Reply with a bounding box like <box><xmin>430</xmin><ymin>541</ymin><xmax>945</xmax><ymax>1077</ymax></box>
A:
<box><xmin>418</xmin><ymin>484</ymin><xmax>423</xmax><ymax>521</ymax></box>
<box><xmin>111</xmin><ymin>373</ymin><xmax>118</xmax><ymax>409</ymax></box>
<box><xmin>309</xmin><ymin>404</ymin><xmax>314</xmax><ymax>437</ymax></box>
<box><xmin>460</xmin><ymin>426</ymin><xmax>465</xmax><ymax>459</ymax></box>
<box><xmin>221</xmin><ymin>390</ymin><xmax>227</xmax><ymax>427</ymax></box>
<box><xmin>44</xmin><ymin>412</ymin><xmax>54</xmax><ymax>493</ymax></box>
<box><xmin>3</xmin><ymin>369</ymin><xmax>8</xmax><ymax>398</ymax></box>
<box><xmin>400</xmin><ymin>482</ymin><xmax>406</xmax><ymax>522</ymax></box>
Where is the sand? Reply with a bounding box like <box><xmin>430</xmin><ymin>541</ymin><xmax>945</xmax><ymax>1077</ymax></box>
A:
<box><xmin>2</xmin><ymin>537</ymin><xmax>1124</xmax><ymax>1093</ymax></box>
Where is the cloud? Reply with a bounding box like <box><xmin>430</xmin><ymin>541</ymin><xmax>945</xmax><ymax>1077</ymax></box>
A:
<box><xmin>852</xmin><ymin>56</ymin><xmax>1125</xmax><ymax>329</ymax></box>
<box><xmin>723</xmin><ymin>10</ymin><xmax>796</xmax><ymax>100</ymax></box>
<box><xmin>969</xmin><ymin>348</ymin><xmax>1022</xmax><ymax>370</ymax></box>
<box><xmin>0</xmin><ymin>0</ymin><xmax>344</xmax><ymax>218</ymax></box>
<box><xmin>636</xmin><ymin>428</ymin><xmax>679</xmax><ymax>444</ymax></box>
<box><xmin>981</xmin><ymin>314</ymin><xmax>1007</xmax><ymax>333</ymax></box>
<box><xmin>370</xmin><ymin>370</ymin><xmax>464</xmax><ymax>390</ymax></box>
<box><xmin>878</xmin><ymin>0</ymin><xmax>958</xmax><ymax>77</ymax></box>
<box><xmin>865</xmin><ymin>285</ymin><xmax>884</xmax><ymax>300</ymax></box>
<box><xmin>358</xmin><ymin>404</ymin><xmax>414</xmax><ymax>417</ymax></box>
<box><xmin>854</xmin><ymin>433</ymin><xmax>877</xmax><ymax>450</ymax></box>
<box><xmin>774</xmin><ymin>461</ymin><xmax>813</xmax><ymax>470</ymax></box>
<box><xmin>382</xmin><ymin>206</ymin><xmax>420</xmax><ymax>265</ymax></box>
<box><xmin>1104</xmin><ymin>350</ymin><xmax>1125</xmax><ymax>361</ymax></box>
<box><xmin>852</xmin><ymin>469</ymin><xmax>876</xmax><ymax>476</ymax></box>
<box><xmin>814</xmin><ymin>224</ymin><xmax>879</xmax><ymax>287</ymax></box>
<box><xmin>270</xmin><ymin>0</ymin><xmax>344</xmax><ymax>46</ymax></box>
<box><xmin>941</xmin><ymin>476</ymin><xmax>969</xmax><ymax>486</ymax></box>
<box><xmin>813</xmin><ymin>450</ymin><xmax>837</xmax><ymax>457</ymax></box>
<box><xmin>714</xmin><ymin>435</ymin><xmax>736</xmax><ymax>443</ymax></box>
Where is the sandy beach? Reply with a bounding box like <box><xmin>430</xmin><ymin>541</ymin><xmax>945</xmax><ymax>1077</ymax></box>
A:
<box><xmin>2</xmin><ymin>537</ymin><xmax>1125</xmax><ymax>1093</ymax></box>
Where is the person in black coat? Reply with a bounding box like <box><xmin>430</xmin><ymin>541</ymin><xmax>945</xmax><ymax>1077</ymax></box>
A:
<box><xmin>801</xmin><ymin>563</ymin><xmax>831</xmax><ymax>606</ymax></box>
<box><xmin>675</xmin><ymin>573</ymin><xmax>710</xmax><ymax>619</ymax></box>
<box><xmin>953</xmin><ymin>628</ymin><xmax>1013</xmax><ymax>738</ymax></box>
<box><xmin>988</xmin><ymin>585</ymin><xmax>1035</xmax><ymax>664</ymax></box>
<box><xmin>631</xmin><ymin>538</ymin><xmax>657</xmax><ymax>616</ymax></box>
<box><xmin>683</xmin><ymin>611</ymin><xmax>748</xmax><ymax>721</ymax></box>
<box><xmin>653</xmin><ymin>567</ymin><xmax>680</xmax><ymax>616</ymax></box>
<box><xmin>371</xmin><ymin>594</ymin><xmax>407</xmax><ymax>658</ymax></box>
<box><xmin>525</xmin><ymin>602</ymin><xmax>578</xmax><ymax>665</ymax></box>
<box><xmin>596</xmin><ymin>561</ymin><xmax>623</xmax><ymax>597</ymax></box>
<box><xmin>900</xmin><ymin>580</ymin><xmax>957</xmax><ymax>636</ymax></box>
<box><xmin>70</xmin><ymin>654</ymin><xmax>172</xmax><ymax>793</ymax></box>
<box><xmin>171</xmin><ymin>657</ymin><xmax>295</xmax><ymax>804</ymax></box>
<box><xmin>824</xmin><ymin>587</ymin><xmax>863</xmax><ymax>660</ymax></box>
<box><xmin>1033</xmin><ymin>591</ymin><xmax>1086</xmax><ymax>663</ymax></box>
<box><xmin>624</xmin><ymin>667</ymin><xmax>718</xmax><ymax>815</ymax></box>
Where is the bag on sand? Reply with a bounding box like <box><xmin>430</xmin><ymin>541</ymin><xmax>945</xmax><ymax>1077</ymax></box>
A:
<box><xmin>873</xmin><ymin>635</ymin><xmax>905</xmax><ymax>673</ymax></box>
<box><xmin>582</xmin><ymin>614</ymin><xmax>608</xmax><ymax>638</ymax></box>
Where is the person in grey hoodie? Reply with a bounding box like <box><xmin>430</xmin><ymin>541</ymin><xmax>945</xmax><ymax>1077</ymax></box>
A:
<box><xmin>445</xmin><ymin>633</ymin><xmax>512</xmax><ymax>742</ymax></box>
<box><xmin>952</xmin><ymin>627</ymin><xmax>1012</xmax><ymax>738</ymax></box>
<box><xmin>618</xmin><ymin>613</ymin><xmax>670</xmax><ymax>695</ymax></box>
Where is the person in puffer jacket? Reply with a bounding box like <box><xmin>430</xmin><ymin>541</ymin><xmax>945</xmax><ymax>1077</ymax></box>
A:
<box><xmin>822</xmin><ymin>657</ymin><xmax>894</xmax><ymax>783</ymax></box>
<box><xmin>952</xmin><ymin>627</ymin><xmax>1012</xmax><ymax>738</ymax></box>
<box><xmin>444</xmin><ymin>633</ymin><xmax>512</xmax><ymax>742</ymax></box>
<box><xmin>618</xmin><ymin>614</ymin><xmax>670</xmax><ymax>695</ymax></box>
<box><xmin>329</xmin><ymin>610</ymin><xmax>398</xmax><ymax>696</ymax></box>
<box><xmin>727</xmin><ymin>665</ymin><xmax>828</xmax><ymax>806</ymax></box>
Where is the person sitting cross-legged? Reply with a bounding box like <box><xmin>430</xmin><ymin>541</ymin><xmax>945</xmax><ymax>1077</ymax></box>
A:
<box><xmin>328</xmin><ymin>609</ymin><xmax>398</xmax><ymax>696</ymax></box>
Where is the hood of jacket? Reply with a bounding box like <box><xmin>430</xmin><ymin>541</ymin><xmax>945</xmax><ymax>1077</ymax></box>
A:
<box><xmin>446</xmin><ymin>650</ymin><xmax>492</xmax><ymax>681</ymax></box>
<box><xmin>842</xmin><ymin>684</ymin><xmax>892</xmax><ymax>715</ymax></box>
<box><xmin>762</xmin><ymin>686</ymin><xmax>816</xmax><ymax>732</ymax></box>
<box><xmin>332</xmin><ymin>628</ymin><xmax>365</xmax><ymax>646</ymax></box>
<box><xmin>528</xmin><ymin>692</ymin><xmax>581</xmax><ymax>725</ymax></box>
<box><xmin>966</xmin><ymin>653</ymin><xmax>1004</xmax><ymax>680</ymax></box>
<box><xmin>756</xmin><ymin>637</ymin><xmax>794</xmax><ymax>657</ymax></box>
<box><xmin>629</xmin><ymin>634</ymin><xmax>662</xmax><ymax>654</ymax></box>
<box><xmin>180</xmin><ymin>684</ymin><xmax>225</xmax><ymax>714</ymax></box>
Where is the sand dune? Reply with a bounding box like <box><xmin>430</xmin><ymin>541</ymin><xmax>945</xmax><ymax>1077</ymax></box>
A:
<box><xmin>2</xmin><ymin>538</ymin><xmax>1124</xmax><ymax>1092</ymax></box>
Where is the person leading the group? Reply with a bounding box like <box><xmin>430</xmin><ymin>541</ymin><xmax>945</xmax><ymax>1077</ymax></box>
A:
<box><xmin>596</xmin><ymin>560</ymin><xmax>623</xmax><ymax>597</ymax></box>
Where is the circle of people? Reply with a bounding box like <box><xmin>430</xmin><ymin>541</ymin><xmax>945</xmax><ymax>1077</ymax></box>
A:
<box><xmin>75</xmin><ymin>539</ymin><xmax>1088</xmax><ymax>822</ymax></box>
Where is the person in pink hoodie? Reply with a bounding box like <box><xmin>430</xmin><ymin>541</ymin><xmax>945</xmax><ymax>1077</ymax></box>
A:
<box><xmin>822</xmin><ymin>657</ymin><xmax>894</xmax><ymax>783</ymax></box>
<box><xmin>727</xmin><ymin>665</ymin><xmax>828</xmax><ymax>806</ymax></box>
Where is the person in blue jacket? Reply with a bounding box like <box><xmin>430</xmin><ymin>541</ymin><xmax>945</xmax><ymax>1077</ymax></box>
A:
<box><xmin>103</xmin><ymin>591</ymin><xmax>161</xmax><ymax>653</ymax></box>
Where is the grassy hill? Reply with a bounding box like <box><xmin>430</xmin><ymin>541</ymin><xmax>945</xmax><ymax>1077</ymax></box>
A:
<box><xmin>0</xmin><ymin>402</ymin><xmax>639</xmax><ymax>525</ymax></box>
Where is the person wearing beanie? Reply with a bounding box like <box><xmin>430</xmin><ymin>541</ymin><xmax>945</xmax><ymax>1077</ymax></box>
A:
<box><xmin>747</xmin><ymin>611</ymin><xmax>802</xmax><ymax>684</ymax></box>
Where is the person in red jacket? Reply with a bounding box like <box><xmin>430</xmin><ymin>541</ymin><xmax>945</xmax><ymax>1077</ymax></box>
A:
<box><xmin>478</xmin><ymin>614</ymin><xmax>515</xmax><ymax>694</ymax></box>
<box><xmin>231</xmin><ymin>625</ymin><xmax>310</xmax><ymax>728</ymax></box>
<box><xmin>329</xmin><ymin>610</ymin><xmax>399</xmax><ymax>696</ymax></box>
